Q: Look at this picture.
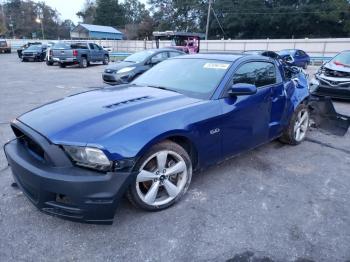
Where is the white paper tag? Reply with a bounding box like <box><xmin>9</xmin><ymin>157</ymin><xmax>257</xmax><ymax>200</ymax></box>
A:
<box><xmin>203</xmin><ymin>63</ymin><xmax>230</xmax><ymax>70</ymax></box>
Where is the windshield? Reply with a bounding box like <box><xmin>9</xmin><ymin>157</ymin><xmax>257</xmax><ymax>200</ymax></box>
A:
<box><xmin>330</xmin><ymin>51</ymin><xmax>350</xmax><ymax>66</ymax></box>
<box><xmin>133</xmin><ymin>58</ymin><xmax>231</xmax><ymax>99</ymax></box>
<box><xmin>279</xmin><ymin>49</ymin><xmax>295</xmax><ymax>55</ymax></box>
<box><xmin>26</xmin><ymin>45</ymin><xmax>41</xmax><ymax>51</ymax></box>
<box><xmin>124</xmin><ymin>50</ymin><xmax>155</xmax><ymax>63</ymax></box>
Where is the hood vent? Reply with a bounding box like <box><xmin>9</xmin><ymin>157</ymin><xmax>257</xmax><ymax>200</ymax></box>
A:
<box><xmin>105</xmin><ymin>96</ymin><xmax>151</xmax><ymax>109</ymax></box>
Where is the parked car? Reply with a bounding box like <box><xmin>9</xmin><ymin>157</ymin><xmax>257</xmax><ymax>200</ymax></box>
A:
<box><xmin>51</xmin><ymin>42</ymin><xmax>109</xmax><ymax>68</ymax></box>
<box><xmin>103</xmin><ymin>49</ymin><xmax>185</xmax><ymax>85</ymax></box>
<box><xmin>278</xmin><ymin>49</ymin><xmax>310</xmax><ymax>69</ymax></box>
<box><xmin>21</xmin><ymin>44</ymin><xmax>47</xmax><ymax>62</ymax></box>
<box><xmin>103</xmin><ymin>46</ymin><xmax>113</xmax><ymax>52</ymax></box>
<box><xmin>311</xmin><ymin>50</ymin><xmax>350</xmax><ymax>100</ymax></box>
<box><xmin>0</xmin><ymin>39</ymin><xmax>11</xmax><ymax>53</ymax></box>
<box><xmin>45</xmin><ymin>41</ymin><xmax>60</xmax><ymax>66</ymax></box>
<box><xmin>4</xmin><ymin>53</ymin><xmax>310</xmax><ymax>224</ymax></box>
<box><xmin>17</xmin><ymin>42</ymin><xmax>42</xmax><ymax>58</ymax></box>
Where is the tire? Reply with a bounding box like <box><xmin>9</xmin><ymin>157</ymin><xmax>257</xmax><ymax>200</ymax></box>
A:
<box><xmin>21</xmin><ymin>58</ymin><xmax>26</xmax><ymax>62</ymax></box>
<box><xmin>103</xmin><ymin>55</ymin><xmax>109</xmax><ymax>65</ymax></box>
<box><xmin>127</xmin><ymin>140</ymin><xmax>192</xmax><ymax>211</ymax></box>
<box><xmin>59</xmin><ymin>63</ymin><xmax>66</xmax><ymax>68</ymax></box>
<box><xmin>79</xmin><ymin>57</ymin><xmax>88</xmax><ymax>68</ymax></box>
<box><xmin>279</xmin><ymin>104</ymin><xmax>310</xmax><ymax>145</ymax></box>
<box><xmin>46</xmin><ymin>60</ymin><xmax>54</xmax><ymax>66</ymax></box>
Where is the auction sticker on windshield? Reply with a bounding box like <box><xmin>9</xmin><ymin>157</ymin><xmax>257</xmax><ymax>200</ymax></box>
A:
<box><xmin>203</xmin><ymin>63</ymin><xmax>230</xmax><ymax>70</ymax></box>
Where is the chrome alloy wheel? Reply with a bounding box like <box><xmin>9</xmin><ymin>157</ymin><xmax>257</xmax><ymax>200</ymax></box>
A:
<box><xmin>136</xmin><ymin>150</ymin><xmax>188</xmax><ymax>206</ymax></box>
<box><xmin>294</xmin><ymin>108</ymin><xmax>309</xmax><ymax>142</ymax></box>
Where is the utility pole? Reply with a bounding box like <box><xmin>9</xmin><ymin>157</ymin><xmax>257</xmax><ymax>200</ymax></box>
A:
<box><xmin>205</xmin><ymin>0</ymin><xmax>212</xmax><ymax>40</ymax></box>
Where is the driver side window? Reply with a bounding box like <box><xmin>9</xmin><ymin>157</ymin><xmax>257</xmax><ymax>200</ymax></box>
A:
<box><xmin>232</xmin><ymin>62</ymin><xmax>276</xmax><ymax>88</ymax></box>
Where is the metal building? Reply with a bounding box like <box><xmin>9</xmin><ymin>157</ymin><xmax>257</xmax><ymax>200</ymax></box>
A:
<box><xmin>70</xmin><ymin>24</ymin><xmax>123</xmax><ymax>40</ymax></box>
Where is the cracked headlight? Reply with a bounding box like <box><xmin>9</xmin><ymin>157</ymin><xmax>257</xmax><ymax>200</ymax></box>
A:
<box><xmin>63</xmin><ymin>146</ymin><xmax>111</xmax><ymax>172</ymax></box>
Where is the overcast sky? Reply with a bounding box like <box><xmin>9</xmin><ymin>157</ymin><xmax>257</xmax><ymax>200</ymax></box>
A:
<box><xmin>33</xmin><ymin>0</ymin><xmax>147</xmax><ymax>24</ymax></box>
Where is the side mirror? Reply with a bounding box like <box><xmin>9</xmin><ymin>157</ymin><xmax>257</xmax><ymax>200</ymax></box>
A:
<box><xmin>228</xmin><ymin>83</ymin><xmax>257</xmax><ymax>96</ymax></box>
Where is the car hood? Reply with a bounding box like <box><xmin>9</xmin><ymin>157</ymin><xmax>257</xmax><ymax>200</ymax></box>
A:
<box><xmin>324</xmin><ymin>61</ymin><xmax>350</xmax><ymax>73</ymax></box>
<box><xmin>106</xmin><ymin>61</ymin><xmax>139</xmax><ymax>71</ymax></box>
<box><xmin>18</xmin><ymin>85</ymin><xmax>201</xmax><ymax>145</ymax></box>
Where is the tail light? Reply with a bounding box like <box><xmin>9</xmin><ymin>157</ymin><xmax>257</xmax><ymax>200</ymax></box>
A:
<box><xmin>72</xmin><ymin>49</ymin><xmax>78</xmax><ymax>57</ymax></box>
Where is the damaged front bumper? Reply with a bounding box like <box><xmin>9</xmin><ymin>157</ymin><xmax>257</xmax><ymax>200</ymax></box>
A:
<box><xmin>312</xmin><ymin>74</ymin><xmax>350</xmax><ymax>100</ymax></box>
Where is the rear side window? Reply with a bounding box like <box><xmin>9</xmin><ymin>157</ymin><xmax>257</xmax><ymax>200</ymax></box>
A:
<box><xmin>89</xmin><ymin>43</ymin><xmax>95</xmax><ymax>50</ymax></box>
<box><xmin>169</xmin><ymin>51</ymin><xmax>182</xmax><ymax>58</ymax></box>
<box><xmin>232</xmin><ymin>62</ymin><xmax>276</xmax><ymax>88</ymax></box>
<box><xmin>71</xmin><ymin>43</ymin><xmax>88</xmax><ymax>49</ymax></box>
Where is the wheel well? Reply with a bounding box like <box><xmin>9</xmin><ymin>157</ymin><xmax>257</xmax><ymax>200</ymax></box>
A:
<box><xmin>81</xmin><ymin>54</ymin><xmax>87</xmax><ymax>59</ymax></box>
<box><xmin>166</xmin><ymin>136</ymin><xmax>198</xmax><ymax>170</ymax></box>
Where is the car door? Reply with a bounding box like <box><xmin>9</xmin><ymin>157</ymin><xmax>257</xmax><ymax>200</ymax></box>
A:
<box><xmin>93</xmin><ymin>44</ymin><xmax>104</xmax><ymax>61</ymax></box>
<box><xmin>220</xmin><ymin>61</ymin><xmax>276</xmax><ymax>157</ymax></box>
<box><xmin>88</xmin><ymin>43</ymin><xmax>97</xmax><ymax>61</ymax></box>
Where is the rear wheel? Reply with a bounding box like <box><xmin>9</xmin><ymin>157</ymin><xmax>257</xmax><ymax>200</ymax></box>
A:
<box><xmin>46</xmin><ymin>60</ymin><xmax>54</xmax><ymax>66</ymax></box>
<box><xmin>79</xmin><ymin>57</ymin><xmax>88</xmax><ymax>68</ymax></box>
<box><xmin>279</xmin><ymin>104</ymin><xmax>310</xmax><ymax>145</ymax></box>
<box><xmin>59</xmin><ymin>63</ymin><xmax>66</xmax><ymax>68</ymax></box>
<box><xmin>127</xmin><ymin>141</ymin><xmax>192</xmax><ymax>211</ymax></box>
<box><xmin>103</xmin><ymin>55</ymin><xmax>109</xmax><ymax>65</ymax></box>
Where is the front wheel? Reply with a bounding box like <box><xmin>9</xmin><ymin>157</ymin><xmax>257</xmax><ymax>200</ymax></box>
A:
<box><xmin>103</xmin><ymin>55</ymin><xmax>109</xmax><ymax>65</ymax></box>
<box><xmin>59</xmin><ymin>63</ymin><xmax>66</xmax><ymax>68</ymax></box>
<box><xmin>279</xmin><ymin>104</ymin><xmax>310</xmax><ymax>145</ymax></box>
<box><xmin>127</xmin><ymin>141</ymin><xmax>192</xmax><ymax>211</ymax></box>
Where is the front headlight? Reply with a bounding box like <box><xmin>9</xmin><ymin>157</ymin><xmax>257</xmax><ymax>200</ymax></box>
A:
<box><xmin>117</xmin><ymin>67</ymin><xmax>135</xmax><ymax>74</ymax></box>
<box><xmin>63</xmin><ymin>146</ymin><xmax>111</xmax><ymax>172</ymax></box>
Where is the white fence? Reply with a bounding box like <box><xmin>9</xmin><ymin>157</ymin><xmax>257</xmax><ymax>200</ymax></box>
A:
<box><xmin>5</xmin><ymin>38</ymin><xmax>350</xmax><ymax>58</ymax></box>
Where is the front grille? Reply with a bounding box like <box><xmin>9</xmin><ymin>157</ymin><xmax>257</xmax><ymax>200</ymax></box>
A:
<box><xmin>23</xmin><ymin>53</ymin><xmax>34</xmax><ymax>57</ymax></box>
<box><xmin>11</xmin><ymin>125</ymin><xmax>45</xmax><ymax>160</ymax></box>
<box><xmin>324</xmin><ymin>68</ymin><xmax>350</xmax><ymax>78</ymax></box>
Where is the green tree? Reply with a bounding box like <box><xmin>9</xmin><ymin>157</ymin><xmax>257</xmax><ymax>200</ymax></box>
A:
<box><xmin>123</xmin><ymin>0</ymin><xmax>154</xmax><ymax>39</ymax></box>
<box><xmin>94</xmin><ymin>0</ymin><xmax>124</xmax><ymax>27</ymax></box>
<box><xmin>76</xmin><ymin>0</ymin><xmax>96</xmax><ymax>24</ymax></box>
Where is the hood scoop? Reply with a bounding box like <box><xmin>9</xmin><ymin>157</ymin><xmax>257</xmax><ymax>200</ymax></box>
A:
<box><xmin>104</xmin><ymin>96</ymin><xmax>151</xmax><ymax>109</ymax></box>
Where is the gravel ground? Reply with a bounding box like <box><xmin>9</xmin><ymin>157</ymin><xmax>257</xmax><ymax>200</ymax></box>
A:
<box><xmin>0</xmin><ymin>53</ymin><xmax>349</xmax><ymax>262</ymax></box>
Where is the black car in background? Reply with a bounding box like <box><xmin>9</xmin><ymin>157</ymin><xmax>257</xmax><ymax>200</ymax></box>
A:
<box><xmin>102</xmin><ymin>49</ymin><xmax>185</xmax><ymax>85</ymax></box>
<box><xmin>17</xmin><ymin>42</ymin><xmax>42</xmax><ymax>58</ymax></box>
<box><xmin>21</xmin><ymin>44</ymin><xmax>47</xmax><ymax>62</ymax></box>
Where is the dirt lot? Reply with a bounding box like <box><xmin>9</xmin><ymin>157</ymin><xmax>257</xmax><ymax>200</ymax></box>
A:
<box><xmin>0</xmin><ymin>53</ymin><xmax>350</xmax><ymax>262</ymax></box>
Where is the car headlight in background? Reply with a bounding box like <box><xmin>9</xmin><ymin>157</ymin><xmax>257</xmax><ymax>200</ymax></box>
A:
<box><xmin>63</xmin><ymin>145</ymin><xmax>111</xmax><ymax>172</ymax></box>
<box><xmin>117</xmin><ymin>67</ymin><xmax>135</xmax><ymax>74</ymax></box>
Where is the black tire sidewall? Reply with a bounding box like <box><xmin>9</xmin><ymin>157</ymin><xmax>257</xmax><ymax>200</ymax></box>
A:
<box><xmin>128</xmin><ymin>141</ymin><xmax>192</xmax><ymax>211</ymax></box>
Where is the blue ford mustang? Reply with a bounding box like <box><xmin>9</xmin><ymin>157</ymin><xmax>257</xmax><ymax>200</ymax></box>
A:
<box><xmin>4</xmin><ymin>53</ymin><xmax>310</xmax><ymax>224</ymax></box>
